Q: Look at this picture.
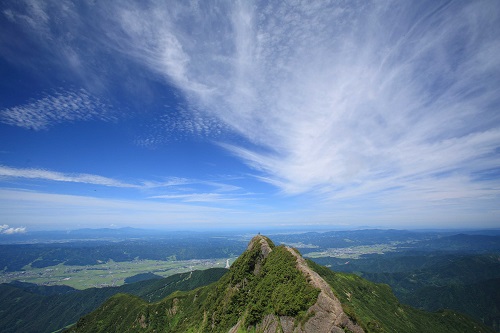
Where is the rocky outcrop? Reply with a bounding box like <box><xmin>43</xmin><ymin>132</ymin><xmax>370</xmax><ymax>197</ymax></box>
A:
<box><xmin>240</xmin><ymin>236</ymin><xmax>364</xmax><ymax>333</ymax></box>
<box><xmin>286</xmin><ymin>247</ymin><xmax>364</xmax><ymax>333</ymax></box>
<box><xmin>247</xmin><ymin>235</ymin><xmax>273</xmax><ymax>276</ymax></box>
<box><xmin>246</xmin><ymin>235</ymin><xmax>273</xmax><ymax>258</ymax></box>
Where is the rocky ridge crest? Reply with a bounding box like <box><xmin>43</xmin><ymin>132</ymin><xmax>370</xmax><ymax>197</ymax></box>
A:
<box><xmin>230</xmin><ymin>235</ymin><xmax>364</xmax><ymax>333</ymax></box>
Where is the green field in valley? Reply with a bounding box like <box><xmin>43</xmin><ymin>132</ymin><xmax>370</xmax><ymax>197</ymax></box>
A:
<box><xmin>305</xmin><ymin>243</ymin><xmax>399</xmax><ymax>259</ymax></box>
<box><xmin>0</xmin><ymin>257</ymin><xmax>237</xmax><ymax>289</ymax></box>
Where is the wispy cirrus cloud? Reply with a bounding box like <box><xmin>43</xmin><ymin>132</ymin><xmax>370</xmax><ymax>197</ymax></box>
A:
<box><xmin>2</xmin><ymin>0</ymin><xmax>50</xmax><ymax>33</ymax></box>
<box><xmin>0</xmin><ymin>165</ymin><xmax>137</xmax><ymax>188</ymax></box>
<box><xmin>109</xmin><ymin>0</ymin><xmax>500</xmax><ymax>207</ymax></box>
<box><xmin>148</xmin><ymin>179</ymin><xmax>251</xmax><ymax>203</ymax></box>
<box><xmin>134</xmin><ymin>106</ymin><xmax>229</xmax><ymax>148</ymax></box>
<box><xmin>1</xmin><ymin>0</ymin><xmax>229</xmax><ymax>144</ymax></box>
<box><xmin>0</xmin><ymin>0</ymin><xmax>90</xmax><ymax>77</ymax></box>
<box><xmin>0</xmin><ymin>188</ymin><xmax>283</xmax><ymax>229</ymax></box>
<box><xmin>0</xmin><ymin>89</ymin><xmax>115</xmax><ymax>130</ymax></box>
<box><xmin>0</xmin><ymin>188</ymin><xmax>235</xmax><ymax>228</ymax></box>
<box><xmin>0</xmin><ymin>165</ymin><xmax>248</xmax><ymax>205</ymax></box>
<box><xmin>1</xmin><ymin>1</ymin><xmax>499</xmax><ymax>225</ymax></box>
<box><xmin>149</xmin><ymin>193</ymin><xmax>235</xmax><ymax>203</ymax></box>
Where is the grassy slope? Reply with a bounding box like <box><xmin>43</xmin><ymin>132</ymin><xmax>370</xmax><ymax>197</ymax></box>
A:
<box><xmin>356</xmin><ymin>254</ymin><xmax>500</xmax><ymax>331</ymax></box>
<box><xmin>202</xmin><ymin>243</ymin><xmax>319</xmax><ymax>330</ymax></box>
<box><xmin>410</xmin><ymin>278</ymin><xmax>500</xmax><ymax>332</ymax></box>
<box><xmin>308</xmin><ymin>260</ymin><xmax>495</xmax><ymax>333</ymax></box>
<box><xmin>0</xmin><ymin>268</ymin><xmax>226</xmax><ymax>333</ymax></box>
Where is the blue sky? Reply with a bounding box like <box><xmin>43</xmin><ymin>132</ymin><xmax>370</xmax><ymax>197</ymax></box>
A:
<box><xmin>0</xmin><ymin>0</ymin><xmax>499</xmax><ymax>232</ymax></box>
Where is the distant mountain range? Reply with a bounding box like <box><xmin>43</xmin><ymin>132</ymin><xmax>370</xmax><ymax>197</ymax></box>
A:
<box><xmin>2</xmin><ymin>227</ymin><xmax>499</xmax><ymax>244</ymax></box>
<box><xmin>0</xmin><ymin>227</ymin><xmax>172</xmax><ymax>243</ymax></box>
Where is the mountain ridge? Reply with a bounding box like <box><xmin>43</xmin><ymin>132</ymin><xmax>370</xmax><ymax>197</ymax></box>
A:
<box><xmin>226</xmin><ymin>235</ymin><xmax>363</xmax><ymax>333</ymax></box>
<box><xmin>66</xmin><ymin>235</ymin><xmax>495</xmax><ymax>333</ymax></box>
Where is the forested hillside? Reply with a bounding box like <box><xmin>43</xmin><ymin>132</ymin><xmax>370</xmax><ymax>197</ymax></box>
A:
<box><xmin>0</xmin><ymin>268</ymin><xmax>226</xmax><ymax>333</ymax></box>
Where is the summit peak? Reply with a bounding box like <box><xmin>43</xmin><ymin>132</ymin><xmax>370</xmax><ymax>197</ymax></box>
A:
<box><xmin>246</xmin><ymin>234</ymin><xmax>274</xmax><ymax>258</ymax></box>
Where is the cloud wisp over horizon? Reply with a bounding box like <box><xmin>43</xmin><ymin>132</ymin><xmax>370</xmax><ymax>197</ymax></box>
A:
<box><xmin>0</xmin><ymin>0</ymin><xmax>499</xmax><ymax>229</ymax></box>
<box><xmin>0</xmin><ymin>224</ymin><xmax>26</xmax><ymax>235</ymax></box>
<box><xmin>0</xmin><ymin>165</ymin><xmax>252</xmax><ymax>204</ymax></box>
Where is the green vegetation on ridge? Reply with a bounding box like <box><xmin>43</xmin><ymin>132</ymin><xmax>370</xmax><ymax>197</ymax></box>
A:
<box><xmin>205</xmin><ymin>241</ymin><xmax>319</xmax><ymax>329</ymax></box>
<box><xmin>67</xmin><ymin>238</ymin><xmax>320</xmax><ymax>333</ymax></box>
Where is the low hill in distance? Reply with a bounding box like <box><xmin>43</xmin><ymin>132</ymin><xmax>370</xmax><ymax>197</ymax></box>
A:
<box><xmin>67</xmin><ymin>235</ymin><xmax>494</xmax><ymax>333</ymax></box>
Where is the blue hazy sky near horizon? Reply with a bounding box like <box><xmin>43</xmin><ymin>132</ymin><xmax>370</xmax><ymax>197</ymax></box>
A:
<box><xmin>0</xmin><ymin>0</ymin><xmax>499</xmax><ymax>232</ymax></box>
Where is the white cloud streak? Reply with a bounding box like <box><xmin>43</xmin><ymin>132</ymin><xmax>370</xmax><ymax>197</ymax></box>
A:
<box><xmin>0</xmin><ymin>165</ymin><xmax>137</xmax><ymax>188</ymax></box>
<box><xmin>110</xmin><ymin>1</ymin><xmax>500</xmax><ymax>207</ymax></box>
<box><xmin>0</xmin><ymin>189</ymin><xmax>233</xmax><ymax>228</ymax></box>
<box><xmin>0</xmin><ymin>188</ymin><xmax>297</xmax><ymax>229</ymax></box>
<box><xmin>149</xmin><ymin>193</ymin><xmax>233</xmax><ymax>203</ymax></box>
<box><xmin>0</xmin><ymin>165</ymin><xmax>248</xmax><ymax>205</ymax></box>
<box><xmin>0</xmin><ymin>89</ymin><xmax>114</xmax><ymax>130</ymax></box>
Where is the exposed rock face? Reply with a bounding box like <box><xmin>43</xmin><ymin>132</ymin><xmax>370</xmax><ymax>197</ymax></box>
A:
<box><xmin>243</xmin><ymin>236</ymin><xmax>364</xmax><ymax>333</ymax></box>
<box><xmin>286</xmin><ymin>247</ymin><xmax>364</xmax><ymax>333</ymax></box>
<box><xmin>247</xmin><ymin>235</ymin><xmax>273</xmax><ymax>258</ymax></box>
<box><xmin>247</xmin><ymin>235</ymin><xmax>273</xmax><ymax>276</ymax></box>
<box><xmin>227</xmin><ymin>319</ymin><xmax>243</xmax><ymax>333</ymax></box>
<box><xmin>256</xmin><ymin>314</ymin><xmax>280</xmax><ymax>332</ymax></box>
